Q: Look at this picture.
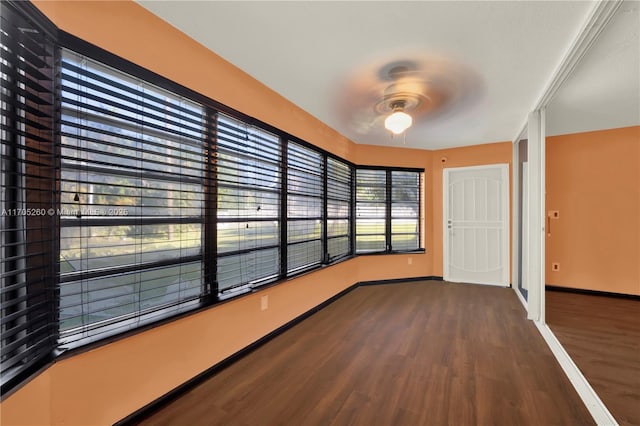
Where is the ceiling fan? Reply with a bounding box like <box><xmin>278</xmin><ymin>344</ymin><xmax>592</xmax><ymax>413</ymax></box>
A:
<box><xmin>335</xmin><ymin>54</ymin><xmax>483</xmax><ymax>139</ymax></box>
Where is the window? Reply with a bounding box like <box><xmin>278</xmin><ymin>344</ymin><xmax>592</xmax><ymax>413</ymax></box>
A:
<box><xmin>216</xmin><ymin>114</ymin><xmax>281</xmax><ymax>296</ymax></box>
<box><xmin>287</xmin><ymin>142</ymin><xmax>324</xmax><ymax>274</ymax></box>
<box><xmin>391</xmin><ymin>171</ymin><xmax>421</xmax><ymax>251</ymax></box>
<box><xmin>1</xmin><ymin>1</ymin><xmax>57</xmax><ymax>392</ymax></box>
<box><xmin>58</xmin><ymin>50</ymin><xmax>206</xmax><ymax>346</ymax></box>
<box><xmin>326</xmin><ymin>157</ymin><xmax>353</xmax><ymax>260</ymax></box>
<box><xmin>356</xmin><ymin>168</ymin><xmax>423</xmax><ymax>254</ymax></box>
<box><xmin>355</xmin><ymin>169</ymin><xmax>387</xmax><ymax>253</ymax></box>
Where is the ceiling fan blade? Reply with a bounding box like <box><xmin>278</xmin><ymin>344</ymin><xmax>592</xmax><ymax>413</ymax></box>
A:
<box><xmin>334</xmin><ymin>53</ymin><xmax>484</xmax><ymax>136</ymax></box>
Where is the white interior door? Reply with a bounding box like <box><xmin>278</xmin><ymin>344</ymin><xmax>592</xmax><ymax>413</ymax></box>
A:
<box><xmin>444</xmin><ymin>164</ymin><xmax>509</xmax><ymax>286</ymax></box>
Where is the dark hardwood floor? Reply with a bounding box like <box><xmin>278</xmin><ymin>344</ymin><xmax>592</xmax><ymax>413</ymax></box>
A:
<box><xmin>547</xmin><ymin>290</ymin><xmax>640</xmax><ymax>426</ymax></box>
<box><xmin>137</xmin><ymin>281</ymin><xmax>593</xmax><ymax>425</ymax></box>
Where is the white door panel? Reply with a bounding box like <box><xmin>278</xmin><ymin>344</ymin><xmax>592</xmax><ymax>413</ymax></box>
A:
<box><xmin>444</xmin><ymin>164</ymin><xmax>509</xmax><ymax>286</ymax></box>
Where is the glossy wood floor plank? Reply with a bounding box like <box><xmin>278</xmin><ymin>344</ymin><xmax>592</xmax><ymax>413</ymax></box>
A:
<box><xmin>137</xmin><ymin>282</ymin><xmax>593</xmax><ymax>426</ymax></box>
<box><xmin>547</xmin><ymin>290</ymin><xmax>640</xmax><ymax>426</ymax></box>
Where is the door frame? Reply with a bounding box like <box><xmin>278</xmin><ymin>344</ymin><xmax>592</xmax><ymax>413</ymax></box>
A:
<box><xmin>512</xmin><ymin>128</ymin><xmax>527</xmax><ymax>308</ymax></box>
<box><xmin>521</xmin><ymin>161</ymin><xmax>530</xmax><ymax>293</ymax></box>
<box><xmin>443</xmin><ymin>163</ymin><xmax>510</xmax><ymax>286</ymax></box>
<box><xmin>526</xmin><ymin>111</ymin><xmax>545</xmax><ymax>322</ymax></box>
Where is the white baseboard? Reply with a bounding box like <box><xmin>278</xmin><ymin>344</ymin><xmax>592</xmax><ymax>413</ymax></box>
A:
<box><xmin>535</xmin><ymin>321</ymin><xmax>618</xmax><ymax>426</ymax></box>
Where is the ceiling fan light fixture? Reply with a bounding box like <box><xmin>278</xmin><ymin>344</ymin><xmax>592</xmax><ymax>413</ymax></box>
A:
<box><xmin>384</xmin><ymin>104</ymin><xmax>413</xmax><ymax>135</ymax></box>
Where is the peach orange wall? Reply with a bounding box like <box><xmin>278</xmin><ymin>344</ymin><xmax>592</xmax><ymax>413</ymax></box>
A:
<box><xmin>546</xmin><ymin>126</ymin><xmax>640</xmax><ymax>295</ymax></box>
<box><xmin>430</xmin><ymin>142</ymin><xmax>513</xmax><ymax>277</ymax></box>
<box><xmin>0</xmin><ymin>2</ymin><xmax>437</xmax><ymax>425</ymax></box>
<box><xmin>1</xmin><ymin>260</ymin><xmax>360</xmax><ymax>426</ymax></box>
<box><xmin>32</xmin><ymin>0</ymin><xmax>354</xmax><ymax>160</ymax></box>
<box><xmin>354</xmin><ymin>143</ymin><xmax>430</xmax><ymax>169</ymax></box>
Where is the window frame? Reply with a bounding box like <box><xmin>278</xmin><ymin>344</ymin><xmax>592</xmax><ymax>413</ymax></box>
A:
<box><xmin>355</xmin><ymin>166</ymin><xmax>425</xmax><ymax>255</ymax></box>
<box><xmin>286</xmin><ymin>140</ymin><xmax>325</xmax><ymax>275</ymax></box>
<box><xmin>325</xmin><ymin>156</ymin><xmax>353</xmax><ymax>263</ymax></box>
<box><xmin>215</xmin><ymin>113</ymin><xmax>282</xmax><ymax>297</ymax></box>
<box><xmin>57</xmin><ymin>49</ymin><xmax>209</xmax><ymax>347</ymax></box>
<box><xmin>390</xmin><ymin>169</ymin><xmax>423</xmax><ymax>252</ymax></box>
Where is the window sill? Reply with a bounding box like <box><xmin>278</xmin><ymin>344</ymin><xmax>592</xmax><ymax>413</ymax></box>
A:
<box><xmin>356</xmin><ymin>248</ymin><xmax>426</xmax><ymax>256</ymax></box>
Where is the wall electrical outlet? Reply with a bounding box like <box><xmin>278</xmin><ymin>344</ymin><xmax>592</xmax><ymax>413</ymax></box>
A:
<box><xmin>261</xmin><ymin>295</ymin><xmax>269</xmax><ymax>311</ymax></box>
<box><xmin>549</xmin><ymin>210</ymin><xmax>560</xmax><ymax>219</ymax></box>
<box><xmin>552</xmin><ymin>263</ymin><xmax>560</xmax><ymax>272</ymax></box>
<box><xmin>408</xmin><ymin>257</ymin><xmax>413</xmax><ymax>265</ymax></box>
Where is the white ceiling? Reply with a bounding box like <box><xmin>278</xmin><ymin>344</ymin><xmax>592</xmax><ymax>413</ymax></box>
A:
<box><xmin>138</xmin><ymin>1</ymin><xmax>596</xmax><ymax>149</ymax></box>
<box><xmin>546</xmin><ymin>0</ymin><xmax>640</xmax><ymax>136</ymax></box>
